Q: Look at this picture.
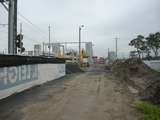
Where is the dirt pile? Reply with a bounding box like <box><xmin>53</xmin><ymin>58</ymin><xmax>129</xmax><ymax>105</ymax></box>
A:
<box><xmin>112</xmin><ymin>59</ymin><xmax>154</xmax><ymax>80</ymax></box>
<box><xmin>66</xmin><ymin>63</ymin><xmax>84</xmax><ymax>74</ymax></box>
<box><xmin>111</xmin><ymin>59</ymin><xmax>160</xmax><ymax>104</ymax></box>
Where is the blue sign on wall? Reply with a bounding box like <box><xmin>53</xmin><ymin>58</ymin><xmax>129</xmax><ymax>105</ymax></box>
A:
<box><xmin>0</xmin><ymin>65</ymin><xmax>38</xmax><ymax>90</ymax></box>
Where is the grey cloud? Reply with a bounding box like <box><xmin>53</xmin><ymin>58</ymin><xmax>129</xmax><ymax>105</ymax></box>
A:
<box><xmin>0</xmin><ymin>0</ymin><xmax>160</xmax><ymax>57</ymax></box>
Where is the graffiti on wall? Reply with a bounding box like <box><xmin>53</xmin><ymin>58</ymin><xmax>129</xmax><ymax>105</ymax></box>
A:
<box><xmin>0</xmin><ymin>65</ymin><xmax>38</xmax><ymax>90</ymax></box>
<box><xmin>58</xmin><ymin>65</ymin><xmax>65</xmax><ymax>74</ymax></box>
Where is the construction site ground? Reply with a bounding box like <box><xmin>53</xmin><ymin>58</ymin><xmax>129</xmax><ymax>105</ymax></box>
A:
<box><xmin>0</xmin><ymin>64</ymin><xmax>141</xmax><ymax>120</ymax></box>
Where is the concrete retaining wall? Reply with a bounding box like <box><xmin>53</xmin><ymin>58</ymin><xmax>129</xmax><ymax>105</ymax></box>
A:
<box><xmin>143</xmin><ymin>60</ymin><xmax>160</xmax><ymax>72</ymax></box>
<box><xmin>0</xmin><ymin>63</ymin><xmax>65</xmax><ymax>100</ymax></box>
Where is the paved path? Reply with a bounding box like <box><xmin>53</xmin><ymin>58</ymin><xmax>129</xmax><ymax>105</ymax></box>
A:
<box><xmin>0</xmin><ymin>64</ymin><xmax>140</xmax><ymax>120</ymax></box>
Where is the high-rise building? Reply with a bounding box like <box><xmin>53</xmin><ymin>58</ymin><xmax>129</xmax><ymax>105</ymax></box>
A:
<box><xmin>52</xmin><ymin>43</ymin><xmax>61</xmax><ymax>57</ymax></box>
<box><xmin>85</xmin><ymin>42</ymin><xmax>93</xmax><ymax>64</ymax></box>
<box><xmin>34</xmin><ymin>44</ymin><xmax>41</xmax><ymax>56</ymax></box>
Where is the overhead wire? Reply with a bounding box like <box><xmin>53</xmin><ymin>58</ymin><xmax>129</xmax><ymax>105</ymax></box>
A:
<box><xmin>3</xmin><ymin>1</ymin><xmax>48</xmax><ymax>43</ymax></box>
<box><xmin>24</xmin><ymin>35</ymin><xmax>41</xmax><ymax>44</ymax></box>
<box><xmin>17</xmin><ymin>14</ymin><xmax>49</xmax><ymax>44</ymax></box>
<box><xmin>0</xmin><ymin>1</ymin><xmax>51</xmax><ymax>52</ymax></box>
<box><xmin>4</xmin><ymin>1</ymin><xmax>48</xmax><ymax>37</ymax></box>
<box><xmin>17</xmin><ymin>12</ymin><xmax>47</xmax><ymax>35</ymax></box>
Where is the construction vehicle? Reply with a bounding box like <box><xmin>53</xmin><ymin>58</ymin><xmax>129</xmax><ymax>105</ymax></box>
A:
<box><xmin>80</xmin><ymin>49</ymin><xmax>89</xmax><ymax>67</ymax></box>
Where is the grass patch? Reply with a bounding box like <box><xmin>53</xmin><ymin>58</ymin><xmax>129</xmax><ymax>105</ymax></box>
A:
<box><xmin>136</xmin><ymin>101</ymin><xmax>160</xmax><ymax>120</ymax></box>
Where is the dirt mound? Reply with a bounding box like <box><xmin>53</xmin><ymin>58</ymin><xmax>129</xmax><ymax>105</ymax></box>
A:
<box><xmin>66</xmin><ymin>63</ymin><xmax>84</xmax><ymax>74</ymax></box>
<box><xmin>142</xmin><ymin>80</ymin><xmax>160</xmax><ymax>104</ymax></box>
<box><xmin>112</xmin><ymin>59</ymin><xmax>155</xmax><ymax>80</ymax></box>
<box><xmin>111</xmin><ymin>59</ymin><xmax>160</xmax><ymax>104</ymax></box>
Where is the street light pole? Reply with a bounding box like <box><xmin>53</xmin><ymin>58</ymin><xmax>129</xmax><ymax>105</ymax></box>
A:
<box><xmin>78</xmin><ymin>25</ymin><xmax>84</xmax><ymax>65</ymax></box>
<box><xmin>19</xmin><ymin>23</ymin><xmax>23</xmax><ymax>53</ymax></box>
<box><xmin>115</xmin><ymin>37</ymin><xmax>119</xmax><ymax>59</ymax></box>
<box><xmin>48</xmin><ymin>25</ymin><xmax>51</xmax><ymax>57</ymax></box>
<box><xmin>79</xmin><ymin>26</ymin><xmax>81</xmax><ymax>65</ymax></box>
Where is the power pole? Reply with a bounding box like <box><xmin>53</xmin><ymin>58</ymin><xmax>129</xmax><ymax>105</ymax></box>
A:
<box><xmin>78</xmin><ymin>25</ymin><xmax>84</xmax><ymax>65</ymax></box>
<box><xmin>19</xmin><ymin>23</ymin><xmax>22</xmax><ymax>53</ymax></box>
<box><xmin>115</xmin><ymin>37</ymin><xmax>119</xmax><ymax>59</ymax></box>
<box><xmin>9</xmin><ymin>0</ymin><xmax>17</xmax><ymax>54</ymax></box>
<box><xmin>42</xmin><ymin>42</ymin><xmax>44</xmax><ymax>55</ymax></box>
<box><xmin>20</xmin><ymin>23</ymin><xmax>22</xmax><ymax>34</ymax></box>
<box><xmin>79</xmin><ymin>26</ymin><xmax>81</xmax><ymax>64</ymax></box>
<box><xmin>48</xmin><ymin>25</ymin><xmax>51</xmax><ymax>57</ymax></box>
<box><xmin>0</xmin><ymin>0</ymin><xmax>18</xmax><ymax>54</ymax></box>
<box><xmin>108</xmin><ymin>48</ymin><xmax>110</xmax><ymax>59</ymax></box>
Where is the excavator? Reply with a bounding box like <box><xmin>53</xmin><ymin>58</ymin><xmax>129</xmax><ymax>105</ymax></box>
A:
<box><xmin>57</xmin><ymin>49</ymin><xmax>89</xmax><ymax>67</ymax></box>
<box><xmin>80</xmin><ymin>49</ymin><xmax>89</xmax><ymax>67</ymax></box>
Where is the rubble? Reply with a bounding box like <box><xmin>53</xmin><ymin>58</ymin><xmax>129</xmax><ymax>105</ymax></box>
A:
<box><xmin>111</xmin><ymin>59</ymin><xmax>160</xmax><ymax>104</ymax></box>
<box><xmin>66</xmin><ymin>63</ymin><xmax>84</xmax><ymax>74</ymax></box>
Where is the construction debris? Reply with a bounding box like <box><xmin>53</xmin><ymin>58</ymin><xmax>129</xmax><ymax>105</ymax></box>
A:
<box><xmin>66</xmin><ymin>63</ymin><xmax>84</xmax><ymax>74</ymax></box>
<box><xmin>111</xmin><ymin>59</ymin><xmax>160</xmax><ymax>104</ymax></box>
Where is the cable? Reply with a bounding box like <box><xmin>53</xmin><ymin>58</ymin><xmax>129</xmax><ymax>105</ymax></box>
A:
<box><xmin>17</xmin><ymin>20</ymin><xmax>48</xmax><ymax>42</ymax></box>
<box><xmin>0</xmin><ymin>2</ymin><xmax>8</xmax><ymax>11</ymax></box>
<box><xmin>3</xmin><ymin>2</ymin><xmax>48</xmax><ymax>41</ymax></box>
<box><xmin>17</xmin><ymin>12</ymin><xmax>48</xmax><ymax>39</ymax></box>
<box><xmin>0</xmin><ymin>3</ymin><xmax>8</xmax><ymax>22</ymax></box>
<box><xmin>24</xmin><ymin>35</ymin><xmax>41</xmax><ymax>44</ymax></box>
<box><xmin>17</xmin><ymin>17</ymin><xmax>48</xmax><ymax>41</ymax></box>
<box><xmin>0</xmin><ymin>2</ymin><xmax>49</xmax><ymax>51</ymax></box>
<box><xmin>17</xmin><ymin>12</ymin><xmax>46</xmax><ymax>34</ymax></box>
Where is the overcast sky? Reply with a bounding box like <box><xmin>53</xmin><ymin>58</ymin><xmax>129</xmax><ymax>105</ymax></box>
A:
<box><xmin>0</xmin><ymin>0</ymin><xmax>160</xmax><ymax>57</ymax></box>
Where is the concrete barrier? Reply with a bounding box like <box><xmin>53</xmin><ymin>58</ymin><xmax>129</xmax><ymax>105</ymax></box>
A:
<box><xmin>143</xmin><ymin>60</ymin><xmax>160</xmax><ymax>72</ymax></box>
<box><xmin>0</xmin><ymin>63</ymin><xmax>65</xmax><ymax>100</ymax></box>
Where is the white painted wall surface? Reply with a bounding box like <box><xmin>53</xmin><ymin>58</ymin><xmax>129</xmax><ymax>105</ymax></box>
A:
<box><xmin>0</xmin><ymin>64</ymin><xmax>65</xmax><ymax>100</ymax></box>
<box><xmin>143</xmin><ymin>60</ymin><xmax>160</xmax><ymax>72</ymax></box>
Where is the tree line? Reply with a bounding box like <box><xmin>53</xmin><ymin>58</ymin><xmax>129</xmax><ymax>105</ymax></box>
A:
<box><xmin>129</xmin><ymin>32</ymin><xmax>160</xmax><ymax>59</ymax></box>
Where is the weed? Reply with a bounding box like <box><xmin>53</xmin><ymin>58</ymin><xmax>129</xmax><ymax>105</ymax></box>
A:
<box><xmin>136</xmin><ymin>101</ymin><xmax>160</xmax><ymax>120</ymax></box>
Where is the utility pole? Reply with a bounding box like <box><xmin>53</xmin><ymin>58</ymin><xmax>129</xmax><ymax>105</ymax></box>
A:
<box><xmin>20</xmin><ymin>23</ymin><xmax>22</xmax><ymax>34</ymax></box>
<box><xmin>0</xmin><ymin>0</ymin><xmax>18</xmax><ymax>54</ymax></box>
<box><xmin>42</xmin><ymin>42</ymin><xmax>44</xmax><ymax>55</ymax></box>
<box><xmin>48</xmin><ymin>25</ymin><xmax>51</xmax><ymax>57</ymax></box>
<box><xmin>9</xmin><ymin>0</ymin><xmax>17</xmax><ymax>54</ymax></box>
<box><xmin>19</xmin><ymin>23</ymin><xmax>22</xmax><ymax>53</ymax></box>
<box><xmin>108</xmin><ymin>48</ymin><xmax>110</xmax><ymax>59</ymax></box>
<box><xmin>78</xmin><ymin>25</ymin><xmax>84</xmax><ymax>65</ymax></box>
<box><xmin>79</xmin><ymin>26</ymin><xmax>81</xmax><ymax>64</ymax></box>
<box><xmin>115</xmin><ymin>37</ymin><xmax>119</xmax><ymax>59</ymax></box>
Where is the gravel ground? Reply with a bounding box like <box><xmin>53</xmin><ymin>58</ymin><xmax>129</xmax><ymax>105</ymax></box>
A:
<box><xmin>0</xmin><ymin>64</ymin><xmax>140</xmax><ymax>120</ymax></box>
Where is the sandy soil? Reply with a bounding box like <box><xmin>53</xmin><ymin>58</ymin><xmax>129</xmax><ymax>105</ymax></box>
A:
<box><xmin>0</xmin><ymin>64</ymin><xmax>140</xmax><ymax>120</ymax></box>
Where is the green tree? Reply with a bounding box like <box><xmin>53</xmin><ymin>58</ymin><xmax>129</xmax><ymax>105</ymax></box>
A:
<box><xmin>140</xmin><ymin>41</ymin><xmax>151</xmax><ymax>58</ymax></box>
<box><xmin>129</xmin><ymin>35</ymin><xmax>145</xmax><ymax>58</ymax></box>
<box><xmin>146</xmin><ymin>32</ymin><xmax>160</xmax><ymax>57</ymax></box>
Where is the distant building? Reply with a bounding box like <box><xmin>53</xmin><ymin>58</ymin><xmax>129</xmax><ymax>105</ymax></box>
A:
<box><xmin>51</xmin><ymin>43</ymin><xmax>61</xmax><ymax>57</ymax></box>
<box><xmin>92</xmin><ymin>56</ymin><xmax>98</xmax><ymax>63</ymax></box>
<box><xmin>34</xmin><ymin>44</ymin><xmax>41</xmax><ymax>56</ymax></box>
<box><xmin>98</xmin><ymin>57</ymin><xmax>105</xmax><ymax>64</ymax></box>
<box><xmin>85</xmin><ymin>42</ymin><xmax>93</xmax><ymax>64</ymax></box>
<box><xmin>28</xmin><ymin>51</ymin><xmax>34</xmax><ymax>56</ymax></box>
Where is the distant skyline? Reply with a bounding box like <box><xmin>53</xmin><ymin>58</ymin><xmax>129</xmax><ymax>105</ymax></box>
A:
<box><xmin>0</xmin><ymin>0</ymin><xmax>160</xmax><ymax>57</ymax></box>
